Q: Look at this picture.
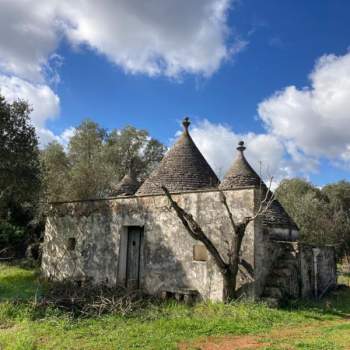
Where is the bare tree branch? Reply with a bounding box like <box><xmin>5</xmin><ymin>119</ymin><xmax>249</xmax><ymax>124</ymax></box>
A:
<box><xmin>248</xmin><ymin>176</ymin><xmax>275</xmax><ymax>223</ymax></box>
<box><xmin>161</xmin><ymin>185</ymin><xmax>228</xmax><ymax>273</ymax></box>
<box><xmin>160</xmin><ymin>174</ymin><xmax>276</xmax><ymax>301</ymax></box>
<box><xmin>219</xmin><ymin>191</ymin><xmax>238</xmax><ymax>233</ymax></box>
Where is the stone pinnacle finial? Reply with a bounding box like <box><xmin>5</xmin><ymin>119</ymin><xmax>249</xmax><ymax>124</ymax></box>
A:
<box><xmin>237</xmin><ymin>140</ymin><xmax>246</xmax><ymax>152</ymax></box>
<box><xmin>182</xmin><ymin>117</ymin><xmax>190</xmax><ymax>132</ymax></box>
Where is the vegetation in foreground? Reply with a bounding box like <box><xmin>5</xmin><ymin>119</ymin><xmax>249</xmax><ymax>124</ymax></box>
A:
<box><xmin>0</xmin><ymin>263</ymin><xmax>350</xmax><ymax>350</ymax></box>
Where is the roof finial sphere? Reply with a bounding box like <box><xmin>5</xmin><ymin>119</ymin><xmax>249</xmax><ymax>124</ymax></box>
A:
<box><xmin>182</xmin><ymin>117</ymin><xmax>190</xmax><ymax>132</ymax></box>
<box><xmin>237</xmin><ymin>140</ymin><xmax>246</xmax><ymax>152</ymax></box>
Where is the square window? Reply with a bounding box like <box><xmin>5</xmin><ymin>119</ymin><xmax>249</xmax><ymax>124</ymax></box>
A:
<box><xmin>193</xmin><ymin>245</ymin><xmax>208</xmax><ymax>262</ymax></box>
<box><xmin>67</xmin><ymin>237</ymin><xmax>76</xmax><ymax>251</ymax></box>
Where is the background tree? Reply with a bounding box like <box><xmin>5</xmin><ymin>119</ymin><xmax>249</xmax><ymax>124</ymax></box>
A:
<box><xmin>105</xmin><ymin>125</ymin><xmax>166</xmax><ymax>183</ymax></box>
<box><xmin>322</xmin><ymin>180</ymin><xmax>350</xmax><ymax>212</ymax></box>
<box><xmin>322</xmin><ymin>181</ymin><xmax>350</xmax><ymax>260</ymax></box>
<box><xmin>40</xmin><ymin>121</ymin><xmax>167</xmax><ymax>201</ymax></box>
<box><xmin>161</xmin><ymin>183</ymin><xmax>274</xmax><ymax>302</ymax></box>
<box><xmin>67</xmin><ymin>119</ymin><xmax>110</xmax><ymax>200</ymax></box>
<box><xmin>0</xmin><ymin>94</ymin><xmax>41</xmax><ymax>255</ymax></box>
<box><xmin>276</xmin><ymin>178</ymin><xmax>350</xmax><ymax>259</ymax></box>
<box><xmin>40</xmin><ymin>141</ymin><xmax>70</xmax><ymax>202</ymax></box>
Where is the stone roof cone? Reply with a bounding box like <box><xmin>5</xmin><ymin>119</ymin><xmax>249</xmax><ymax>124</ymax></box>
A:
<box><xmin>136</xmin><ymin>117</ymin><xmax>219</xmax><ymax>195</ymax></box>
<box><xmin>111</xmin><ymin>167</ymin><xmax>140</xmax><ymax>196</ymax></box>
<box><xmin>220</xmin><ymin>141</ymin><xmax>298</xmax><ymax>230</ymax></box>
<box><xmin>219</xmin><ymin>141</ymin><xmax>261</xmax><ymax>189</ymax></box>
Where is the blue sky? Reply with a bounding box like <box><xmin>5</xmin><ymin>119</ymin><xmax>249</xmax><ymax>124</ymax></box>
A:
<box><xmin>1</xmin><ymin>0</ymin><xmax>350</xmax><ymax>186</ymax></box>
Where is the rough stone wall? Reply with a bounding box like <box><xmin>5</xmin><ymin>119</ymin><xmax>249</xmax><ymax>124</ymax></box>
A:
<box><xmin>43</xmin><ymin>203</ymin><xmax>120</xmax><ymax>285</ymax></box>
<box><xmin>254</xmin><ymin>228</ymin><xmax>282</xmax><ymax>297</ymax></box>
<box><xmin>251</xmin><ymin>189</ymin><xmax>284</xmax><ymax>298</ymax></box>
<box><xmin>42</xmin><ymin>189</ymin><xmax>257</xmax><ymax>301</ymax></box>
<box><xmin>299</xmin><ymin>244</ymin><xmax>336</xmax><ymax>298</ymax></box>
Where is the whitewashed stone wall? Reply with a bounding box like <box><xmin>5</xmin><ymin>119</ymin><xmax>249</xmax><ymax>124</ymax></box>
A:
<box><xmin>42</xmin><ymin>188</ymin><xmax>259</xmax><ymax>301</ymax></box>
<box><xmin>299</xmin><ymin>244</ymin><xmax>337</xmax><ymax>298</ymax></box>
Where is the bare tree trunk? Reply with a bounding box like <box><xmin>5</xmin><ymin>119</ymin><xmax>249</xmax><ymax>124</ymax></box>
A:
<box><xmin>160</xmin><ymin>168</ymin><xmax>277</xmax><ymax>302</ymax></box>
<box><xmin>224</xmin><ymin>221</ymin><xmax>247</xmax><ymax>300</ymax></box>
<box><xmin>161</xmin><ymin>186</ymin><xmax>228</xmax><ymax>271</ymax></box>
<box><xmin>222</xmin><ymin>269</ymin><xmax>236</xmax><ymax>301</ymax></box>
<box><xmin>160</xmin><ymin>185</ymin><xmax>272</xmax><ymax>302</ymax></box>
<box><xmin>161</xmin><ymin>186</ymin><xmax>242</xmax><ymax>302</ymax></box>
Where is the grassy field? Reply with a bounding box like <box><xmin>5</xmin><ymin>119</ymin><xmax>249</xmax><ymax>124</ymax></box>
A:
<box><xmin>0</xmin><ymin>263</ymin><xmax>350</xmax><ymax>350</ymax></box>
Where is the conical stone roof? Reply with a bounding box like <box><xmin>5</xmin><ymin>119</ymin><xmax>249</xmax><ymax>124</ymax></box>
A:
<box><xmin>136</xmin><ymin>118</ymin><xmax>219</xmax><ymax>195</ymax></box>
<box><xmin>220</xmin><ymin>141</ymin><xmax>298</xmax><ymax>230</ymax></box>
<box><xmin>111</xmin><ymin>171</ymin><xmax>140</xmax><ymax>196</ymax></box>
<box><xmin>219</xmin><ymin>141</ymin><xmax>261</xmax><ymax>189</ymax></box>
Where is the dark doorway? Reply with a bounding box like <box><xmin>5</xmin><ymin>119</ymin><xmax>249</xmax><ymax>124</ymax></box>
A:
<box><xmin>125</xmin><ymin>226</ymin><xmax>143</xmax><ymax>289</ymax></box>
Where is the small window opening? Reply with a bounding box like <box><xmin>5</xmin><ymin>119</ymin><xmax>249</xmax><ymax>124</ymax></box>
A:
<box><xmin>67</xmin><ymin>237</ymin><xmax>76</xmax><ymax>251</ymax></box>
<box><xmin>193</xmin><ymin>245</ymin><xmax>208</xmax><ymax>262</ymax></box>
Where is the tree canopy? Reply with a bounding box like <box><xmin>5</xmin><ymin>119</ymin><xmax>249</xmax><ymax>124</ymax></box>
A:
<box><xmin>0</xmin><ymin>95</ymin><xmax>41</xmax><ymax>219</ymax></box>
<box><xmin>276</xmin><ymin>178</ymin><xmax>350</xmax><ymax>259</ymax></box>
<box><xmin>40</xmin><ymin>141</ymin><xmax>70</xmax><ymax>203</ymax></box>
<box><xmin>41</xmin><ymin>119</ymin><xmax>167</xmax><ymax>202</ymax></box>
<box><xmin>0</xmin><ymin>94</ymin><xmax>166</xmax><ymax>255</ymax></box>
<box><xmin>0</xmin><ymin>94</ymin><xmax>41</xmax><ymax>254</ymax></box>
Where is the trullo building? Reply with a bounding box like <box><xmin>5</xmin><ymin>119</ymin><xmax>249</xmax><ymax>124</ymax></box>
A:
<box><xmin>42</xmin><ymin>118</ymin><xmax>336</xmax><ymax>303</ymax></box>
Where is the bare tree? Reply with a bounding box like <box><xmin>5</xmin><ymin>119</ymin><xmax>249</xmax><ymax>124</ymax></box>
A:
<box><xmin>161</xmin><ymin>178</ymin><xmax>274</xmax><ymax>302</ymax></box>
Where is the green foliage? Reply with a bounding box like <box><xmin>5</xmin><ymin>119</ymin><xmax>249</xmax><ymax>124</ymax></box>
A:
<box><xmin>40</xmin><ymin>141</ymin><xmax>70</xmax><ymax>202</ymax></box>
<box><xmin>322</xmin><ymin>180</ymin><xmax>350</xmax><ymax>211</ymax></box>
<box><xmin>1</xmin><ymin>263</ymin><xmax>350</xmax><ymax>350</ymax></box>
<box><xmin>67</xmin><ymin>119</ymin><xmax>110</xmax><ymax>200</ymax></box>
<box><xmin>0</xmin><ymin>222</ymin><xmax>26</xmax><ymax>250</ymax></box>
<box><xmin>276</xmin><ymin>178</ymin><xmax>350</xmax><ymax>257</ymax></box>
<box><xmin>41</xmin><ymin>119</ymin><xmax>166</xmax><ymax>201</ymax></box>
<box><xmin>0</xmin><ymin>263</ymin><xmax>41</xmax><ymax>302</ymax></box>
<box><xmin>0</xmin><ymin>95</ymin><xmax>41</xmax><ymax>212</ymax></box>
<box><xmin>0</xmin><ymin>94</ymin><xmax>41</xmax><ymax>254</ymax></box>
<box><xmin>105</xmin><ymin>125</ymin><xmax>166</xmax><ymax>183</ymax></box>
<box><xmin>321</xmin><ymin>181</ymin><xmax>350</xmax><ymax>259</ymax></box>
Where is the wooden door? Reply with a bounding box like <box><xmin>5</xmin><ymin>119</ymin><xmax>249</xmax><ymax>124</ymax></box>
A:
<box><xmin>126</xmin><ymin>227</ymin><xmax>143</xmax><ymax>289</ymax></box>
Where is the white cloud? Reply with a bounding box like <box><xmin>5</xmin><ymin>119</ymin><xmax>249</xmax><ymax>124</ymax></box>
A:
<box><xmin>182</xmin><ymin>53</ymin><xmax>350</xmax><ymax>184</ymax></box>
<box><xmin>0</xmin><ymin>0</ymin><xmax>241</xmax><ymax>147</ymax></box>
<box><xmin>0</xmin><ymin>73</ymin><xmax>65</xmax><ymax>147</ymax></box>
<box><xmin>0</xmin><ymin>75</ymin><xmax>59</xmax><ymax>127</ymax></box>
<box><xmin>196</xmin><ymin>52</ymin><xmax>350</xmax><ymax>182</ymax></box>
<box><xmin>35</xmin><ymin>126</ymin><xmax>75</xmax><ymax>148</ymax></box>
<box><xmin>59</xmin><ymin>127</ymin><xmax>76</xmax><ymax>145</ymax></box>
<box><xmin>60</xmin><ymin>0</ymin><xmax>240</xmax><ymax>78</ymax></box>
<box><xmin>0</xmin><ymin>0</ymin><xmax>60</xmax><ymax>82</ymax></box>
<box><xmin>0</xmin><ymin>0</ymin><xmax>240</xmax><ymax>81</ymax></box>
<box><xmin>258</xmin><ymin>51</ymin><xmax>350</xmax><ymax>166</ymax></box>
<box><xmin>189</xmin><ymin>119</ymin><xmax>288</xmax><ymax>183</ymax></box>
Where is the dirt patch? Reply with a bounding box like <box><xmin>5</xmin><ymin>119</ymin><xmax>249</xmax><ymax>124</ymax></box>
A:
<box><xmin>178</xmin><ymin>335</ymin><xmax>267</xmax><ymax>350</ymax></box>
<box><xmin>0</xmin><ymin>322</ymin><xmax>15</xmax><ymax>330</ymax></box>
<box><xmin>179</xmin><ymin>320</ymin><xmax>350</xmax><ymax>350</ymax></box>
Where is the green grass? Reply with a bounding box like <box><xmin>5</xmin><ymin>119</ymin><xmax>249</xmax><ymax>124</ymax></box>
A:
<box><xmin>0</xmin><ymin>263</ymin><xmax>41</xmax><ymax>301</ymax></box>
<box><xmin>0</xmin><ymin>263</ymin><xmax>350</xmax><ymax>350</ymax></box>
<box><xmin>338</xmin><ymin>272</ymin><xmax>350</xmax><ymax>287</ymax></box>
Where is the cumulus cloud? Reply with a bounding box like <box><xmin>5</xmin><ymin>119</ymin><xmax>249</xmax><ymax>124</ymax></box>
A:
<box><xmin>258</xmin><ymin>52</ymin><xmax>350</xmax><ymax>166</ymax></box>
<box><xmin>0</xmin><ymin>73</ymin><xmax>74</xmax><ymax>149</ymax></box>
<box><xmin>35</xmin><ymin>126</ymin><xmax>75</xmax><ymax>148</ymax></box>
<box><xmin>0</xmin><ymin>75</ymin><xmax>59</xmax><ymax>127</ymax></box>
<box><xmin>0</xmin><ymin>0</ymin><xmax>239</xmax><ymax>81</ymax></box>
<box><xmin>0</xmin><ymin>74</ymin><xmax>61</xmax><ymax>146</ymax></box>
<box><xmin>0</xmin><ymin>0</ymin><xmax>60</xmax><ymax>82</ymax></box>
<box><xmin>188</xmin><ymin>119</ymin><xmax>288</xmax><ymax>183</ymax></box>
<box><xmin>192</xmin><ymin>52</ymin><xmax>350</xmax><ymax>184</ymax></box>
<box><xmin>60</xmin><ymin>0</ymin><xmax>240</xmax><ymax>78</ymax></box>
<box><xmin>0</xmin><ymin>0</ymin><xmax>240</xmax><ymax>146</ymax></box>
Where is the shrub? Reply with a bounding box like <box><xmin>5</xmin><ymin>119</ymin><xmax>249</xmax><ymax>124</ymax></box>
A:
<box><xmin>0</xmin><ymin>222</ymin><xmax>27</xmax><ymax>256</ymax></box>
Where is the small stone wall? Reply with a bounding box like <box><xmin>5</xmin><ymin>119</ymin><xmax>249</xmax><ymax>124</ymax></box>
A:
<box><xmin>299</xmin><ymin>244</ymin><xmax>336</xmax><ymax>298</ymax></box>
<box><xmin>42</xmin><ymin>188</ymin><xmax>258</xmax><ymax>301</ymax></box>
